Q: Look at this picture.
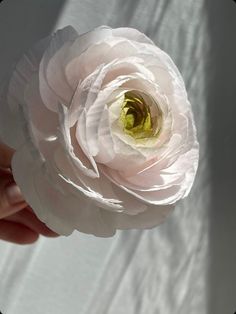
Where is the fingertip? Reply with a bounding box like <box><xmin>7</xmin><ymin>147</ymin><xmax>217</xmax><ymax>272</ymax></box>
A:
<box><xmin>0</xmin><ymin>142</ymin><xmax>15</xmax><ymax>168</ymax></box>
<box><xmin>17</xmin><ymin>230</ymin><xmax>39</xmax><ymax>245</ymax></box>
<box><xmin>0</xmin><ymin>220</ymin><xmax>39</xmax><ymax>245</ymax></box>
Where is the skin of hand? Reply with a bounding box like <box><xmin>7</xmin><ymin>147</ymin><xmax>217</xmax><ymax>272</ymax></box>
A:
<box><xmin>0</xmin><ymin>141</ymin><xmax>58</xmax><ymax>244</ymax></box>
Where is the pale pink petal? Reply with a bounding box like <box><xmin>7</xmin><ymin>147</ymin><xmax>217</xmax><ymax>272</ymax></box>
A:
<box><xmin>58</xmin><ymin>104</ymin><xmax>99</xmax><ymax>178</ymax></box>
<box><xmin>65</xmin><ymin>42</ymin><xmax>111</xmax><ymax>89</ymax></box>
<box><xmin>73</xmin><ymin>60</ymin><xmax>148</xmax><ymax>163</ymax></box>
<box><xmin>102</xmin><ymin>203</ymin><xmax>174</xmax><ymax>230</ymax></box>
<box><xmin>46</xmin><ymin>41</ymin><xmax>74</xmax><ymax>104</ymax></box>
<box><xmin>11</xmin><ymin>143</ymin><xmax>116</xmax><ymax>237</ymax></box>
<box><xmin>112</xmin><ymin>27</ymin><xmax>155</xmax><ymax>45</ymax></box>
<box><xmin>24</xmin><ymin>74</ymin><xmax>59</xmax><ymax>138</ymax></box>
<box><xmin>8</xmin><ymin>36</ymin><xmax>50</xmax><ymax>111</ymax></box>
<box><xmin>105</xmin><ymin>166</ymin><xmax>185</xmax><ymax>191</ymax></box>
<box><xmin>65</xmin><ymin>39</ymin><xmax>138</xmax><ymax>88</ymax></box>
<box><xmin>39</xmin><ymin>26</ymin><xmax>78</xmax><ymax>112</ymax></box>
<box><xmin>55</xmin><ymin>150</ymin><xmax>146</xmax><ymax>215</ymax></box>
<box><xmin>95</xmin><ymin>107</ymin><xmax>116</xmax><ymax>164</ymax></box>
<box><xmin>2</xmin><ymin>37</ymin><xmax>50</xmax><ymax>148</ymax></box>
<box><xmin>0</xmin><ymin>77</ymin><xmax>25</xmax><ymax>149</ymax></box>
<box><xmin>64</xmin><ymin>26</ymin><xmax>112</xmax><ymax>87</ymax></box>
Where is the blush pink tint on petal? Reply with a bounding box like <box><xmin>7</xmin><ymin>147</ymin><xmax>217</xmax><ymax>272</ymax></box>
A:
<box><xmin>102</xmin><ymin>203</ymin><xmax>174</xmax><ymax>230</ymax></box>
<box><xmin>24</xmin><ymin>74</ymin><xmax>59</xmax><ymax>138</ymax></box>
<box><xmin>46</xmin><ymin>42</ymin><xmax>75</xmax><ymax>105</ymax></box>
<box><xmin>64</xmin><ymin>26</ymin><xmax>113</xmax><ymax>88</ymax></box>
<box><xmin>12</xmin><ymin>143</ymin><xmax>117</xmax><ymax>237</ymax></box>
<box><xmin>39</xmin><ymin>26</ymin><xmax>78</xmax><ymax>112</ymax></box>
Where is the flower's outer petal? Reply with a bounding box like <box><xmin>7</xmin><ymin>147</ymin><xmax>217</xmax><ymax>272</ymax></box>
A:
<box><xmin>112</xmin><ymin>27</ymin><xmax>155</xmax><ymax>45</ymax></box>
<box><xmin>136</xmin><ymin>45</ymin><xmax>187</xmax><ymax>100</ymax></box>
<box><xmin>46</xmin><ymin>41</ymin><xmax>75</xmax><ymax>104</ymax></box>
<box><xmin>105</xmin><ymin>166</ymin><xmax>185</xmax><ymax>191</ymax></box>
<box><xmin>102</xmin><ymin>203</ymin><xmax>174</xmax><ymax>230</ymax></box>
<box><xmin>54</xmin><ymin>151</ymin><xmax>147</xmax><ymax>215</ymax></box>
<box><xmin>24</xmin><ymin>74</ymin><xmax>59</xmax><ymax>140</ymax></box>
<box><xmin>64</xmin><ymin>26</ymin><xmax>113</xmax><ymax>87</ymax></box>
<box><xmin>0</xmin><ymin>77</ymin><xmax>25</xmax><ymax>148</ymax></box>
<box><xmin>101</xmin><ymin>161</ymin><xmax>184</xmax><ymax>205</ymax></box>
<box><xmin>65</xmin><ymin>42</ymin><xmax>110</xmax><ymax>90</ymax></box>
<box><xmin>1</xmin><ymin>37</ymin><xmax>50</xmax><ymax>148</ymax></box>
<box><xmin>39</xmin><ymin>26</ymin><xmax>78</xmax><ymax>111</ymax></box>
<box><xmin>8</xmin><ymin>36</ymin><xmax>50</xmax><ymax>111</ymax></box>
<box><xmin>12</xmin><ymin>141</ymin><xmax>173</xmax><ymax>236</ymax></box>
<box><xmin>12</xmin><ymin>142</ymin><xmax>116</xmax><ymax>237</ymax></box>
<box><xmin>66</xmin><ymin>34</ymin><xmax>147</xmax><ymax>89</ymax></box>
<box><xmin>65</xmin><ymin>39</ymin><xmax>138</xmax><ymax>88</ymax></box>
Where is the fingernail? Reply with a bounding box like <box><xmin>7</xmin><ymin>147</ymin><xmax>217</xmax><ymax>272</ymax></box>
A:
<box><xmin>6</xmin><ymin>183</ymin><xmax>24</xmax><ymax>204</ymax></box>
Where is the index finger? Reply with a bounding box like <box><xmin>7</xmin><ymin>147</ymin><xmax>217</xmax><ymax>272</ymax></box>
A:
<box><xmin>0</xmin><ymin>142</ymin><xmax>15</xmax><ymax>168</ymax></box>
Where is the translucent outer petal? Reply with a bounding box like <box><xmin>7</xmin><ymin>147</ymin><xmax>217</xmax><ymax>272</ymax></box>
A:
<box><xmin>103</xmin><ymin>203</ymin><xmax>174</xmax><ymax>230</ymax></box>
<box><xmin>39</xmin><ymin>26</ymin><xmax>78</xmax><ymax>111</ymax></box>
<box><xmin>46</xmin><ymin>42</ymin><xmax>74</xmax><ymax>103</ymax></box>
<box><xmin>112</xmin><ymin>27</ymin><xmax>155</xmax><ymax>45</ymax></box>
<box><xmin>12</xmin><ymin>143</ymin><xmax>116</xmax><ymax>237</ymax></box>
<box><xmin>24</xmin><ymin>74</ymin><xmax>59</xmax><ymax>140</ymax></box>
<box><xmin>11</xmin><ymin>143</ymin><xmax>156</xmax><ymax>236</ymax></box>
<box><xmin>8</xmin><ymin>36</ymin><xmax>51</xmax><ymax>111</ymax></box>
<box><xmin>58</xmin><ymin>104</ymin><xmax>99</xmax><ymax>178</ymax></box>
<box><xmin>65</xmin><ymin>26</ymin><xmax>113</xmax><ymax>88</ymax></box>
<box><xmin>1</xmin><ymin>37</ymin><xmax>50</xmax><ymax>148</ymax></box>
<box><xmin>0</xmin><ymin>77</ymin><xmax>25</xmax><ymax>148</ymax></box>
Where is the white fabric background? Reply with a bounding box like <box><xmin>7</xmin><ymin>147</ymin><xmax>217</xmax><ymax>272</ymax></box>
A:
<box><xmin>0</xmin><ymin>0</ymin><xmax>235</xmax><ymax>313</ymax></box>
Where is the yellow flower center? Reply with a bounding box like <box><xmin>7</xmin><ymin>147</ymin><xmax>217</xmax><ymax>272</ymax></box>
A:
<box><xmin>119</xmin><ymin>90</ymin><xmax>162</xmax><ymax>140</ymax></box>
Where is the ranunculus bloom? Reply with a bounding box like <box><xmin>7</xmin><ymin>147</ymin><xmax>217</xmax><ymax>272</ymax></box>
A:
<box><xmin>3</xmin><ymin>26</ymin><xmax>199</xmax><ymax>237</ymax></box>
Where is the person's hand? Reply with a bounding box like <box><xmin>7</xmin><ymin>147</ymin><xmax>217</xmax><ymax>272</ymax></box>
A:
<box><xmin>0</xmin><ymin>141</ymin><xmax>58</xmax><ymax>244</ymax></box>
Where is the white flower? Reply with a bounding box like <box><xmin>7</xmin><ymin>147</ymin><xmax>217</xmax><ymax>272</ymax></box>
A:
<box><xmin>3</xmin><ymin>26</ymin><xmax>199</xmax><ymax>237</ymax></box>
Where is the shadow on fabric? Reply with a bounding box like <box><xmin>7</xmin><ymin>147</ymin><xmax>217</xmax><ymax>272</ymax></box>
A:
<box><xmin>0</xmin><ymin>0</ymin><xmax>66</xmax><ymax>82</ymax></box>
<box><xmin>0</xmin><ymin>0</ymin><xmax>66</xmax><ymax>145</ymax></box>
<box><xmin>205</xmin><ymin>0</ymin><xmax>236</xmax><ymax>313</ymax></box>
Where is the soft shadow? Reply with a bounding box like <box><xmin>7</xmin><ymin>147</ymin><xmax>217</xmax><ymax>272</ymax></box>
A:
<box><xmin>206</xmin><ymin>0</ymin><xmax>236</xmax><ymax>313</ymax></box>
<box><xmin>0</xmin><ymin>0</ymin><xmax>66</xmax><ymax>146</ymax></box>
<box><xmin>0</xmin><ymin>0</ymin><xmax>66</xmax><ymax>81</ymax></box>
<box><xmin>107</xmin><ymin>0</ymin><xmax>140</xmax><ymax>27</ymax></box>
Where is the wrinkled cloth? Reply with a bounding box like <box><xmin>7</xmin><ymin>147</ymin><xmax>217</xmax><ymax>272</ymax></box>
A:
<box><xmin>0</xmin><ymin>0</ymin><xmax>236</xmax><ymax>314</ymax></box>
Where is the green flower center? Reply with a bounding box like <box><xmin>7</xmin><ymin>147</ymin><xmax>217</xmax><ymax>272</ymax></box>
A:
<box><xmin>119</xmin><ymin>90</ymin><xmax>162</xmax><ymax>140</ymax></box>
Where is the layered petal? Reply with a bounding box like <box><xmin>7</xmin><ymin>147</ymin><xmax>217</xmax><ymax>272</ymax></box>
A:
<box><xmin>1</xmin><ymin>36</ymin><xmax>50</xmax><ymax>148</ymax></box>
<box><xmin>39</xmin><ymin>26</ymin><xmax>78</xmax><ymax>111</ymax></box>
<box><xmin>7</xmin><ymin>25</ymin><xmax>199</xmax><ymax>238</ymax></box>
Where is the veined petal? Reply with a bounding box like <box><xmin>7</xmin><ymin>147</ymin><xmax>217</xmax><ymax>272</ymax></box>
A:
<box><xmin>2</xmin><ymin>37</ymin><xmax>50</xmax><ymax>148</ymax></box>
<box><xmin>64</xmin><ymin>26</ymin><xmax>113</xmax><ymax>87</ymax></box>
<box><xmin>65</xmin><ymin>39</ymin><xmax>138</xmax><ymax>88</ymax></box>
<box><xmin>58</xmin><ymin>104</ymin><xmax>99</xmax><ymax>178</ymax></box>
<box><xmin>11</xmin><ymin>142</ymin><xmax>116</xmax><ymax>237</ymax></box>
<box><xmin>46</xmin><ymin>41</ymin><xmax>74</xmax><ymax>104</ymax></box>
<box><xmin>112</xmin><ymin>27</ymin><xmax>155</xmax><ymax>45</ymax></box>
<box><xmin>102</xmin><ymin>203</ymin><xmax>174</xmax><ymax>230</ymax></box>
<box><xmin>95</xmin><ymin>106</ymin><xmax>116</xmax><ymax>164</ymax></box>
<box><xmin>53</xmin><ymin>144</ymin><xmax>147</xmax><ymax>215</ymax></box>
<box><xmin>105</xmin><ymin>166</ymin><xmax>185</xmax><ymax>191</ymax></box>
<box><xmin>39</xmin><ymin>26</ymin><xmax>78</xmax><ymax>112</ymax></box>
<box><xmin>0</xmin><ymin>77</ymin><xmax>25</xmax><ymax>149</ymax></box>
<box><xmin>24</xmin><ymin>74</ymin><xmax>59</xmax><ymax>138</ymax></box>
<box><xmin>8</xmin><ymin>36</ymin><xmax>50</xmax><ymax>111</ymax></box>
